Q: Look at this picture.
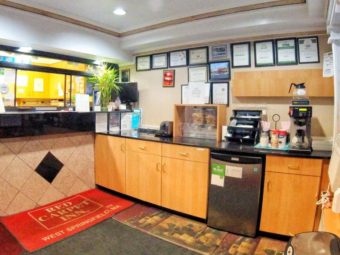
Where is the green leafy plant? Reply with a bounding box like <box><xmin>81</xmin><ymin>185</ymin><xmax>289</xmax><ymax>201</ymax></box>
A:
<box><xmin>89</xmin><ymin>64</ymin><xmax>120</xmax><ymax>109</ymax></box>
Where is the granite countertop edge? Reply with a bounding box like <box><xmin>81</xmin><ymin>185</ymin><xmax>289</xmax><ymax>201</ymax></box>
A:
<box><xmin>97</xmin><ymin>131</ymin><xmax>332</xmax><ymax>159</ymax></box>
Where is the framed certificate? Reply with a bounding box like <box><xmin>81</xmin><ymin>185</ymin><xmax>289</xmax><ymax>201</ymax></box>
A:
<box><xmin>276</xmin><ymin>38</ymin><xmax>297</xmax><ymax>65</ymax></box>
<box><xmin>188</xmin><ymin>66</ymin><xmax>208</xmax><ymax>82</ymax></box>
<box><xmin>151</xmin><ymin>53</ymin><xmax>168</xmax><ymax>69</ymax></box>
<box><xmin>188</xmin><ymin>47</ymin><xmax>208</xmax><ymax>65</ymax></box>
<box><xmin>169</xmin><ymin>50</ymin><xmax>187</xmax><ymax>67</ymax></box>
<box><xmin>231</xmin><ymin>42</ymin><xmax>251</xmax><ymax>68</ymax></box>
<box><xmin>212</xmin><ymin>82</ymin><xmax>229</xmax><ymax>105</ymax></box>
<box><xmin>298</xmin><ymin>37</ymin><xmax>320</xmax><ymax>64</ymax></box>
<box><xmin>181</xmin><ymin>84</ymin><xmax>189</xmax><ymax>104</ymax></box>
<box><xmin>209</xmin><ymin>61</ymin><xmax>231</xmax><ymax>81</ymax></box>
<box><xmin>136</xmin><ymin>55</ymin><xmax>151</xmax><ymax>71</ymax></box>
<box><xmin>254</xmin><ymin>40</ymin><xmax>275</xmax><ymax>67</ymax></box>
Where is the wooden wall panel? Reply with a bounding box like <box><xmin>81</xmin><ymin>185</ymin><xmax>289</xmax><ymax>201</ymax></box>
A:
<box><xmin>232</xmin><ymin>69</ymin><xmax>334</xmax><ymax>97</ymax></box>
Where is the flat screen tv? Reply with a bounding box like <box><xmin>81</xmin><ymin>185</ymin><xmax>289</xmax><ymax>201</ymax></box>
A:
<box><xmin>115</xmin><ymin>82</ymin><xmax>139</xmax><ymax>104</ymax></box>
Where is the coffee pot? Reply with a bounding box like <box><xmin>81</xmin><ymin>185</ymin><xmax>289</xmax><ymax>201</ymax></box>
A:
<box><xmin>289</xmin><ymin>83</ymin><xmax>309</xmax><ymax>105</ymax></box>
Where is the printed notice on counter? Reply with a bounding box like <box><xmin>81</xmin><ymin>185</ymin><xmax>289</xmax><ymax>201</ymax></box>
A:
<box><xmin>226</xmin><ymin>166</ymin><xmax>243</xmax><ymax>179</ymax></box>
<box><xmin>211</xmin><ymin>163</ymin><xmax>225</xmax><ymax>187</ymax></box>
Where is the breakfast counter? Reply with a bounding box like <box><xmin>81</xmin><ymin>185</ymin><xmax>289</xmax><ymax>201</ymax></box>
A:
<box><xmin>97</xmin><ymin>130</ymin><xmax>332</xmax><ymax>159</ymax></box>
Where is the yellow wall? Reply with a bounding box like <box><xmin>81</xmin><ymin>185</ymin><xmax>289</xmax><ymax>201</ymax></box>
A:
<box><xmin>16</xmin><ymin>70</ymin><xmax>64</xmax><ymax>99</ymax></box>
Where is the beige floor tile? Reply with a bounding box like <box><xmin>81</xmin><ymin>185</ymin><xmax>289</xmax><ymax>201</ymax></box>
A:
<box><xmin>52</xmin><ymin>166</ymin><xmax>77</xmax><ymax>195</ymax></box>
<box><xmin>50</xmin><ymin>137</ymin><xmax>76</xmax><ymax>163</ymax></box>
<box><xmin>0</xmin><ymin>137</ymin><xmax>30</xmax><ymax>154</ymax></box>
<box><xmin>0</xmin><ymin>142</ymin><xmax>15</xmax><ymax>176</ymax></box>
<box><xmin>0</xmin><ymin>209</ymin><xmax>7</xmax><ymax>216</ymax></box>
<box><xmin>6</xmin><ymin>192</ymin><xmax>36</xmax><ymax>215</ymax></box>
<box><xmin>67</xmin><ymin>179</ymin><xmax>90</xmax><ymax>197</ymax></box>
<box><xmin>38</xmin><ymin>185</ymin><xmax>65</xmax><ymax>206</ymax></box>
<box><xmin>18</xmin><ymin>139</ymin><xmax>47</xmax><ymax>170</ymax></box>
<box><xmin>1</xmin><ymin>157</ymin><xmax>33</xmax><ymax>190</ymax></box>
<box><xmin>0</xmin><ymin>177</ymin><xmax>19</xmax><ymax>212</ymax></box>
<box><xmin>21</xmin><ymin>172</ymin><xmax>50</xmax><ymax>203</ymax></box>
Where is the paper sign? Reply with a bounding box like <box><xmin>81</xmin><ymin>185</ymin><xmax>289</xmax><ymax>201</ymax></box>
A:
<box><xmin>0</xmin><ymin>94</ymin><xmax>5</xmax><ymax>113</ymax></box>
<box><xmin>17</xmin><ymin>75</ymin><xmax>28</xmax><ymax>87</ymax></box>
<box><xmin>323</xmin><ymin>52</ymin><xmax>334</xmax><ymax>77</ymax></box>
<box><xmin>226</xmin><ymin>166</ymin><xmax>243</xmax><ymax>179</ymax></box>
<box><xmin>211</xmin><ymin>163</ymin><xmax>225</xmax><ymax>187</ymax></box>
<box><xmin>34</xmin><ymin>78</ymin><xmax>44</xmax><ymax>92</ymax></box>
<box><xmin>75</xmin><ymin>94</ymin><xmax>89</xmax><ymax>112</ymax></box>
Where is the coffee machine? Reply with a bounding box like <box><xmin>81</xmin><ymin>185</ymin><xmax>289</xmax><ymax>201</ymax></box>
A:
<box><xmin>288</xmin><ymin>106</ymin><xmax>312</xmax><ymax>152</ymax></box>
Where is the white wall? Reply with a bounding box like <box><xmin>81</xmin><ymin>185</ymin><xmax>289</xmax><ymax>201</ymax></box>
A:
<box><xmin>0</xmin><ymin>6</ymin><xmax>132</xmax><ymax>63</ymax></box>
<box><xmin>127</xmin><ymin>35</ymin><xmax>334</xmax><ymax>137</ymax></box>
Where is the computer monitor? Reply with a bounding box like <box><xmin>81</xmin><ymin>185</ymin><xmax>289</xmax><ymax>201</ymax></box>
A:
<box><xmin>117</xmin><ymin>82</ymin><xmax>139</xmax><ymax>104</ymax></box>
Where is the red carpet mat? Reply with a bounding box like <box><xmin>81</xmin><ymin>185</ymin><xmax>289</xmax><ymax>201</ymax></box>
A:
<box><xmin>1</xmin><ymin>189</ymin><xmax>133</xmax><ymax>252</ymax></box>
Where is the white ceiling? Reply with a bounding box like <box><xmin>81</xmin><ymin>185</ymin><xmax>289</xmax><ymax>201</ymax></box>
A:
<box><xmin>10</xmin><ymin>0</ymin><xmax>277</xmax><ymax>32</ymax></box>
<box><xmin>3</xmin><ymin>0</ymin><xmax>330</xmax><ymax>57</ymax></box>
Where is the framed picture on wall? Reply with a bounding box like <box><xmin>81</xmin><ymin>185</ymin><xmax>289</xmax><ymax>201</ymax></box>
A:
<box><xmin>209</xmin><ymin>61</ymin><xmax>231</xmax><ymax>81</ymax></box>
<box><xmin>181</xmin><ymin>84</ymin><xmax>189</xmax><ymax>104</ymax></box>
<box><xmin>212</xmin><ymin>82</ymin><xmax>229</xmax><ymax>105</ymax></box>
<box><xmin>188</xmin><ymin>65</ymin><xmax>208</xmax><ymax>82</ymax></box>
<box><xmin>298</xmin><ymin>36</ymin><xmax>320</xmax><ymax>64</ymax></box>
<box><xmin>210</xmin><ymin>44</ymin><xmax>229</xmax><ymax>61</ymax></box>
<box><xmin>169</xmin><ymin>50</ymin><xmax>187</xmax><ymax>67</ymax></box>
<box><xmin>136</xmin><ymin>55</ymin><xmax>151</xmax><ymax>71</ymax></box>
<box><xmin>275</xmin><ymin>38</ymin><xmax>297</xmax><ymax>65</ymax></box>
<box><xmin>188</xmin><ymin>47</ymin><xmax>208</xmax><ymax>65</ymax></box>
<box><xmin>152</xmin><ymin>53</ymin><xmax>168</xmax><ymax>69</ymax></box>
<box><xmin>231</xmin><ymin>42</ymin><xmax>251</xmax><ymax>68</ymax></box>
<box><xmin>254</xmin><ymin>40</ymin><xmax>275</xmax><ymax>67</ymax></box>
<box><xmin>121</xmin><ymin>69</ymin><xmax>130</xmax><ymax>82</ymax></box>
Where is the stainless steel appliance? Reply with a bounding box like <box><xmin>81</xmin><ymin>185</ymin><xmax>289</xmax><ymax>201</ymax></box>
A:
<box><xmin>207</xmin><ymin>151</ymin><xmax>263</xmax><ymax>237</ymax></box>
<box><xmin>155</xmin><ymin>121</ymin><xmax>173</xmax><ymax>137</ymax></box>
<box><xmin>288</xmin><ymin>106</ymin><xmax>312</xmax><ymax>152</ymax></box>
<box><xmin>285</xmin><ymin>232</ymin><xmax>340</xmax><ymax>255</ymax></box>
<box><xmin>225</xmin><ymin>109</ymin><xmax>262</xmax><ymax>144</ymax></box>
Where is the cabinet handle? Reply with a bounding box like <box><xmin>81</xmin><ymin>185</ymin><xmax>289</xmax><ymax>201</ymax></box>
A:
<box><xmin>287</xmin><ymin>165</ymin><xmax>300</xmax><ymax>170</ymax></box>
<box><xmin>179</xmin><ymin>152</ymin><xmax>189</xmax><ymax>157</ymax></box>
<box><xmin>266</xmin><ymin>180</ymin><xmax>271</xmax><ymax>192</ymax></box>
<box><xmin>156</xmin><ymin>162</ymin><xmax>161</xmax><ymax>172</ymax></box>
<box><xmin>120</xmin><ymin>143</ymin><xmax>125</xmax><ymax>153</ymax></box>
<box><xmin>162</xmin><ymin>163</ymin><xmax>166</xmax><ymax>173</ymax></box>
<box><xmin>138</xmin><ymin>146</ymin><xmax>146</xmax><ymax>150</ymax></box>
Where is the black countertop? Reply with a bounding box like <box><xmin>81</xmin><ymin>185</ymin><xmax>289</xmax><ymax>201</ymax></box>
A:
<box><xmin>98</xmin><ymin>131</ymin><xmax>332</xmax><ymax>159</ymax></box>
<box><xmin>0</xmin><ymin>111</ymin><xmax>95</xmax><ymax>138</ymax></box>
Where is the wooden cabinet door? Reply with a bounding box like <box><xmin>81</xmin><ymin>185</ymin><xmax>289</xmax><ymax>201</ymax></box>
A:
<box><xmin>95</xmin><ymin>135</ymin><xmax>126</xmax><ymax>193</ymax></box>
<box><xmin>161</xmin><ymin>157</ymin><xmax>208</xmax><ymax>218</ymax></box>
<box><xmin>126</xmin><ymin>151</ymin><xmax>161</xmax><ymax>205</ymax></box>
<box><xmin>260</xmin><ymin>171</ymin><xmax>320</xmax><ymax>235</ymax></box>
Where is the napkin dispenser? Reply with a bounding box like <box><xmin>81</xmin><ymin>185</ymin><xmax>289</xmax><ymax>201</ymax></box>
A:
<box><xmin>155</xmin><ymin>121</ymin><xmax>173</xmax><ymax>137</ymax></box>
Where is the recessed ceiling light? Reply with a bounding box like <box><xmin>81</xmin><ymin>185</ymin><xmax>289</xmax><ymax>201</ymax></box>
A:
<box><xmin>17</xmin><ymin>47</ymin><xmax>32</xmax><ymax>53</ymax></box>
<box><xmin>113</xmin><ymin>8</ymin><xmax>126</xmax><ymax>16</ymax></box>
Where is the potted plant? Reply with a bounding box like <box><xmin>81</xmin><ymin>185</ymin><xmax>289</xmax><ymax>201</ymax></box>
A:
<box><xmin>89</xmin><ymin>64</ymin><xmax>120</xmax><ymax>111</ymax></box>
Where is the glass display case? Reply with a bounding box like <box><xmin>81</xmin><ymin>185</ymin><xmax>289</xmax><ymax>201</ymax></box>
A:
<box><xmin>174</xmin><ymin>104</ymin><xmax>227</xmax><ymax>141</ymax></box>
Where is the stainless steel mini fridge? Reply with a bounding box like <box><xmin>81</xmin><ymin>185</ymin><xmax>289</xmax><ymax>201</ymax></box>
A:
<box><xmin>207</xmin><ymin>151</ymin><xmax>263</xmax><ymax>237</ymax></box>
